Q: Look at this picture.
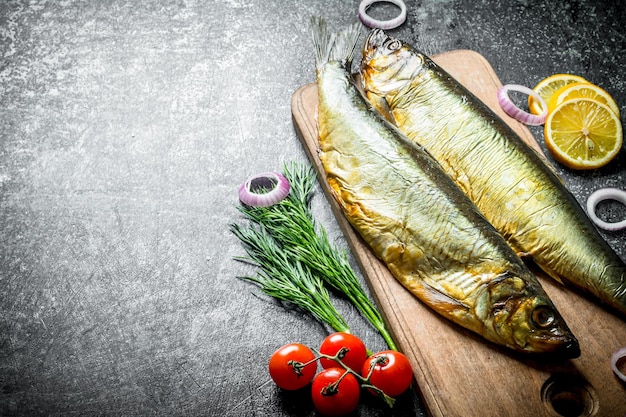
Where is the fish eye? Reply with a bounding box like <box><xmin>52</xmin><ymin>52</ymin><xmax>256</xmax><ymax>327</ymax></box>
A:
<box><xmin>532</xmin><ymin>306</ymin><xmax>556</xmax><ymax>328</ymax></box>
<box><xmin>385</xmin><ymin>39</ymin><xmax>402</xmax><ymax>51</ymax></box>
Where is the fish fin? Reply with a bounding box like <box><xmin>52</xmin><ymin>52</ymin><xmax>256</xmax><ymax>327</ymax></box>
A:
<box><xmin>365</xmin><ymin>91</ymin><xmax>397</xmax><ymax>124</ymax></box>
<box><xmin>311</xmin><ymin>17</ymin><xmax>332</xmax><ymax>70</ymax></box>
<box><xmin>516</xmin><ymin>251</ymin><xmax>533</xmax><ymax>260</ymax></box>
<box><xmin>414</xmin><ymin>279</ymin><xmax>471</xmax><ymax>313</ymax></box>
<box><xmin>311</xmin><ymin>17</ymin><xmax>361</xmax><ymax>70</ymax></box>
<box><xmin>520</xmin><ymin>254</ymin><xmax>567</xmax><ymax>285</ymax></box>
<box><xmin>538</xmin><ymin>265</ymin><xmax>566</xmax><ymax>285</ymax></box>
<box><xmin>517</xmin><ymin>252</ymin><xmax>567</xmax><ymax>285</ymax></box>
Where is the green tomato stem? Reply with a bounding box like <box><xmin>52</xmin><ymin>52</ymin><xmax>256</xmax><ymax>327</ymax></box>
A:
<box><xmin>313</xmin><ymin>349</ymin><xmax>397</xmax><ymax>408</ymax></box>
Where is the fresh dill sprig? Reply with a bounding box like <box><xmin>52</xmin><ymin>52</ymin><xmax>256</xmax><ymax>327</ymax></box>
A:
<box><xmin>235</xmin><ymin>162</ymin><xmax>397</xmax><ymax>351</ymax></box>
<box><xmin>230</xmin><ymin>222</ymin><xmax>350</xmax><ymax>333</ymax></box>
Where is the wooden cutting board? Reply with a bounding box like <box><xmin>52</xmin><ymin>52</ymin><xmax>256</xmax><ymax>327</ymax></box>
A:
<box><xmin>291</xmin><ymin>50</ymin><xmax>626</xmax><ymax>417</ymax></box>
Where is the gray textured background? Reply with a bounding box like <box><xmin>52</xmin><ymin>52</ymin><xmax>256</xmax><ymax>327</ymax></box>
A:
<box><xmin>1</xmin><ymin>1</ymin><xmax>624</xmax><ymax>416</ymax></box>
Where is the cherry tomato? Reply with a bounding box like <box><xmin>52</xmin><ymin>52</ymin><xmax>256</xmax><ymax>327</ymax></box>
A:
<box><xmin>268</xmin><ymin>343</ymin><xmax>317</xmax><ymax>390</ymax></box>
<box><xmin>311</xmin><ymin>367</ymin><xmax>360</xmax><ymax>416</ymax></box>
<box><xmin>319</xmin><ymin>332</ymin><xmax>367</xmax><ymax>372</ymax></box>
<box><xmin>361</xmin><ymin>350</ymin><xmax>413</xmax><ymax>398</ymax></box>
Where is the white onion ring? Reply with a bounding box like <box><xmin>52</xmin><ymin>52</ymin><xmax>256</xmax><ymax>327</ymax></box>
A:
<box><xmin>497</xmin><ymin>84</ymin><xmax>547</xmax><ymax>126</ymax></box>
<box><xmin>586</xmin><ymin>188</ymin><xmax>626</xmax><ymax>231</ymax></box>
<box><xmin>358</xmin><ymin>0</ymin><xmax>407</xmax><ymax>30</ymax></box>
<box><xmin>238</xmin><ymin>172</ymin><xmax>290</xmax><ymax>207</ymax></box>
<box><xmin>611</xmin><ymin>347</ymin><xmax>626</xmax><ymax>382</ymax></box>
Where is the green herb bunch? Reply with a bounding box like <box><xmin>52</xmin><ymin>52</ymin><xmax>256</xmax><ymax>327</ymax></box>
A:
<box><xmin>230</xmin><ymin>162</ymin><xmax>397</xmax><ymax>351</ymax></box>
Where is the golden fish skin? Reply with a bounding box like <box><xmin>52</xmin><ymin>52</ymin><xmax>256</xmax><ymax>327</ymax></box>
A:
<box><xmin>360</xmin><ymin>29</ymin><xmax>626</xmax><ymax>317</ymax></box>
<box><xmin>311</xmin><ymin>19</ymin><xmax>579</xmax><ymax>357</ymax></box>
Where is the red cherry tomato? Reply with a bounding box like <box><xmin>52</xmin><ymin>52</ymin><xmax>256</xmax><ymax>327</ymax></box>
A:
<box><xmin>361</xmin><ymin>350</ymin><xmax>413</xmax><ymax>398</ymax></box>
<box><xmin>268</xmin><ymin>343</ymin><xmax>317</xmax><ymax>390</ymax></box>
<box><xmin>311</xmin><ymin>367</ymin><xmax>360</xmax><ymax>416</ymax></box>
<box><xmin>319</xmin><ymin>332</ymin><xmax>367</xmax><ymax>372</ymax></box>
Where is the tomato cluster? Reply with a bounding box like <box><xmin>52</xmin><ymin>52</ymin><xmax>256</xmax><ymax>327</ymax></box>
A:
<box><xmin>268</xmin><ymin>332</ymin><xmax>413</xmax><ymax>416</ymax></box>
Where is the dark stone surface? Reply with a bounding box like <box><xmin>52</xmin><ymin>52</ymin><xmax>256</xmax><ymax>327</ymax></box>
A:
<box><xmin>0</xmin><ymin>1</ymin><xmax>624</xmax><ymax>416</ymax></box>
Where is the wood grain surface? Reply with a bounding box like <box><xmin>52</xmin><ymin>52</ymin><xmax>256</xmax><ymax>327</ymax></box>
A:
<box><xmin>291</xmin><ymin>50</ymin><xmax>626</xmax><ymax>417</ymax></box>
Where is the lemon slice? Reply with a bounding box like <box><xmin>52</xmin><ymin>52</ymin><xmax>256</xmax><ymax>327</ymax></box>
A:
<box><xmin>544</xmin><ymin>98</ymin><xmax>623</xmax><ymax>170</ymax></box>
<box><xmin>548</xmin><ymin>82</ymin><xmax>621</xmax><ymax>116</ymax></box>
<box><xmin>529</xmin><ymin>74</ymin><xmax>588</xmax><ymax>115</ymax></box>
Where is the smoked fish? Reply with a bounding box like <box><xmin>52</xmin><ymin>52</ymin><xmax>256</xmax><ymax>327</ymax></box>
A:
<box><xmin>312</xmin><ymin>19</ymin><xmax>579</xmax><ymax>356</ymax></box>
<box><xmin>360</xmin><ymin>29</ymin><xmax>626</xmax><ymax>317</ymax></box>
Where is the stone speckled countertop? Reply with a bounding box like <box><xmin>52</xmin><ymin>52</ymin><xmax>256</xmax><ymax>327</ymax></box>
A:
<box><xmin>1</xmin><ymin>1</ymin><xmax>624</xmax><ymax>416</ymax></box>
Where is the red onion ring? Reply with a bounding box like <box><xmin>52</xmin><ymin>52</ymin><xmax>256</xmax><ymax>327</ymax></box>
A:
<box><xmin>238</xmin><ymin>172</ymin><xmax>290</xmax><ymax>207</ymax></box>
<box><xmin>586</xmin><ymin>188</ymin><xmax>626</xmax><ymax>231</ymax></box>
<box><xmin>497</xmin><ymin>84</ymin><xmax>547</xmax><ymax>126</ymax></box>
<box><xmin>611</xmin><ymin>346</ymin><xmax>626</xmax><ymax>382</ymax></box>
<box><xmin>358</xmin><ymin>0</ymin><xmax>407</xmax><ymax>30</ymax></box>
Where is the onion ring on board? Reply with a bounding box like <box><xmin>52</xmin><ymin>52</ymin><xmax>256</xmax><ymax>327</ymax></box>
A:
<box><xmin>358</xmin><ymin>0</ymin><xmax>407</xmax><ymax>30</ymax></box>
<box><xmin>586</xmin><ymin>187</ymin><xmax>626</xmax><ymax>231</ymax></box>
<box><xmin>611</xmin><ymin>347</ymin><xmax>626</xmax><ymax>382</ymax></box>
<box><xmin>497</xmin><ymin>84</ymin><xmax>547</xmax><ymax>126</ymax></box>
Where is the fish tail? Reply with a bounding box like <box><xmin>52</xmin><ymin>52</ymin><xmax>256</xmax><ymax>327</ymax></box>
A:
<box><xmin>311</xmin><ymin>17</ymin><xmax>361</xmax><ymax>70</ymax></box>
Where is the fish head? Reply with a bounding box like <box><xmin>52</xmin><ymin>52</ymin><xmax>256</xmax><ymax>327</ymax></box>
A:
<box><xmin>481</xmin><ymin>273</ymin><xmax>580</xmax><ymax>358</ymax></box>
<box><xmin>360</xmin><ymin>29</ymin><xmax>425</xmax><ymax>97</ymax></box>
